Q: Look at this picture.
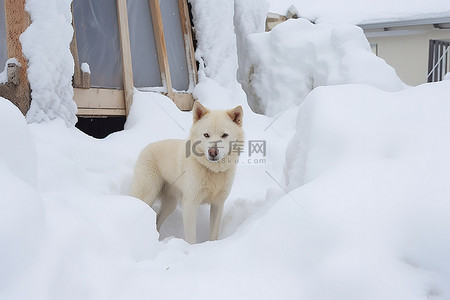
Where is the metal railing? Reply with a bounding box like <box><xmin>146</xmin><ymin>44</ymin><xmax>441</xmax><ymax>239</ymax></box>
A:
<box><xmin>427</xmin><ymin>39</ymin><xmax>450</xmax><ymax>82</ymax></box>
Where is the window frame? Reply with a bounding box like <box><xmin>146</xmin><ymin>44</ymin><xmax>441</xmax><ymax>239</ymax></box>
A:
<box><xmin>71</xmin><ymin>0</ymin><xmax>197</xmax><ymax>116</ymax></box>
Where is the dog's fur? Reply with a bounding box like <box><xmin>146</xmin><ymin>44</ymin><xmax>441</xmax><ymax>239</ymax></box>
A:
<box><xmin>131</xmin><ymin>102</ymin><xmax>244</xmax><ymax>244</ymax></box>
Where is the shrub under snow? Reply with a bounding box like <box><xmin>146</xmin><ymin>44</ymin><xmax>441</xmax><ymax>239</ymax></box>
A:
<box><xmin>241</xmin><ymin>18</ymin><xmax>405</xmax><ymax>115</ymax></box>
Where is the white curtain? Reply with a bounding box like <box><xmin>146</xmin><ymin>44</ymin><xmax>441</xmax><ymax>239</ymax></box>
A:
<box><xmin>0</xmin><ymin>0</ymin><xmax>7</xmax><ymax>68</ymax></box>
<box><xmin>73</xmin><ymin>0</ymin><xmax>124</xmax><ymax>88</ymax></box>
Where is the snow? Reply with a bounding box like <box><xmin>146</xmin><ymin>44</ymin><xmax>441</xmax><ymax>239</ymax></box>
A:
<box><xmin>188</xmin><ymin>0</ymin><xmax>239</xmax><ymax>89</ymax></box>
<box><xmin>241</xmin><ymin>18</ymin><xmax>405</xmax><ymax>115</ymax></box>
<box><xmin>234</xmin><ymin>0</ymin><xmax>269</xmax><ymax>89</ymax></box>
<box><xmin>0</xmin><ymin>86</ymin><xmax>295</xmax><ymax>299</ymax></box>
<box><xmin>2</xmin><ymin>0</ymin><xmax>450</xmax><ymax>299</ymax></box>
<box><xmin>21</xmin><ymin>0</ymin><xmax>77</xmax><ymax>126</ymax></box>
<box><xmin>268</xmin><ymin>0</ymin><xmax>450</xmax><ymax>25</ymax></box>
<box><xmin>80</xmin><ymin>62</ymin><xmax>91</xmax><ymax>74</ymax></box>
<box><xmin>0</xmin><ymin>97</ymin><xmax>45</xmax><ymax>293</ymax></box>
<box><xmin>444</xmin><ymin>72</ymin><xmax>450</xmax><ymax>81</ymax></box>
<box><xmin>0</xmin><ymin>58</ymin><xmax>21</xmax><ymax>84</ymax></box>
<box><xmin>284</xmin><ymin>81</ymin><xmax>450</xmax><ymax>298</ymax></box>
<box><xmin>4</xmin><ymin>78</ymin><xmax>450</xmax><ymax>299</ymax></box>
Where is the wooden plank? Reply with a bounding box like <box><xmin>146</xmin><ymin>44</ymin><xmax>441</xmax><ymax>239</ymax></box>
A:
<box><xmin>70</xmin><ymin>3</ymin><xmax>82</xmax><ymax>88</ymax></box>
<box><xmin>74</xmin><ymin>88</ymin><xmax>125</xmax><ymax>109</ymax></box>
<box><xmin>3</xmin><ymin>0</ymin><xmax>31</xmax><ymax>115</ymax></box>
<box><xmin>77</xmin><ymin>108</ymin><xmax>126</xmax><ymax>117</ymax></box>
<box><xmin>116</xmin><ymin>0</ymin><xmax>134</xmax><ymax>116</ymax></box>
<box><xmin>172</xmin><ymin>92</ymin><xmax>194</xmax><ymax>111</ymax></box>
<box><xmin>178</xmin><ymin>0</ymin><xmax>197</xmax><ymax>89</ymax></box>
<box><xmin>149</xmin><ymin>0</ymin><xmax>173</xmax><ymax>97</ymax></box>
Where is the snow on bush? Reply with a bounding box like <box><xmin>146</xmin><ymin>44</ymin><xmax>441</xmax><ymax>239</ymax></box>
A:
<box><xmin>241</xmin><ymin>18</ymin><xmax>405</xmax><ymax>115</ymax></box>
<box><xmin>282</xmin><ymin>81</ymin><xmax>450</xmax><ymax>298</ymax></box>
<box><xmin>0</xmin><ymin>97</ymin><xmax>45</xmax><ymax>292</ymax></box>
<box><xmin>188</xmin><ymin>0</ymin><xmax>238</xmax><ymax>88</ymax></box>
<box><xmin>0</xmin><ymin>58</ymin><xmax>21</xmax><ymax>84</ymax></box>
<box><xmin>234</xmin><ymin>0</ymin><xmax>268</xmax><ymax>89</ymax></box>
<box><xmin>21</xmin><ymin>0</ymin><xmax>77</xmax><ymax>126</ymax></box>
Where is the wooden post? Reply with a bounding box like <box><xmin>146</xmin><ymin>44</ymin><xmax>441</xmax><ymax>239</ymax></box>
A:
<box><xmin>149</xmin><ymin>0</ymin><xmax>173</xmax><ymax>98</ymax></box>
<box><xmin>7</xmin><ymin>62</ymin><xmax>19</xmax><ymax>85</ymax></box>
<box><xmin>70</xmin><ymin>3</ymin><xmax>83</xmax><ymax>88</ymax></box>
<box><xmin>178</xmin><ymin>0</ymin><xmax>197</xmax><ymax>87</ymax></box>
<box><xmin>116</xmin><ymin>0</ymin><xmax>134</xmax><ymax>116</ymax></box>
<box><xmin>2</xmin><ymin>0</ymin><xmax>31</xmax><ymax>115</ymax></box>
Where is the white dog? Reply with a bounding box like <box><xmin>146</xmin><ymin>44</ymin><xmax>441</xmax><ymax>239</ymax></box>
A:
<box><xmin>131</xmin><ymin>102</ymin><xmax>244</xmax><ymax>244</ymax></box>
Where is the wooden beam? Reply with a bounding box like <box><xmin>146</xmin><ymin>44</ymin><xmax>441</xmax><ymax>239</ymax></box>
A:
<box><xmin>74</xmin><ymin>88</ymin><xmax>126</xmax><ymax>116</ymax></box>
<box><xmin>116</xmin><ymin>0</ymin><xmax>134</xmax><ymax>116</ymax></box>
<box><xmin>74</xmin><ymin>87</ymin><xmax>125</xmax><ymax>109</ymax></box>
<box><xmin>149</xmin><ymin>0</ymin><xmax>173</xmax><ymax>98</ymax></box>
<box><xmin>173</xmin><ymin>92</ymin><xmax>194</xmax><ymax>111</ymax></box>
<box><xmin>77</xmin><ymin>108</ymin><xmax>126</xmax><ymax>117</ymax></box>
<box><xmin>178</xmin><ymin>0</ymin><xmax>197</xmax><ymax>88</ymax></box>
<box><xmin>69</xmin><ymin>3</ymin><xmax>83</xmax><ymax>88</ymax></box>
<box><xmin>3</xmin><ymin>0</ymin><xmax>31</xmax><ymax>115</ymax></box>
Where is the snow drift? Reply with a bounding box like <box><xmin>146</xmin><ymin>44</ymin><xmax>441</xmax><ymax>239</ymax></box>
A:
<box><xmin>0</xmin><ymin>97</ymin><xmax>45</xmax><ymax>292</ymax></box>
<box><xmin>283</xmin><ymin>81</ymin><xmax>450</xmax><ymax>298</ymax></box>
<box><xmin>241</xmin><ymin>18</ymin><xmax>405</xmax><ymax>115</ymax></box>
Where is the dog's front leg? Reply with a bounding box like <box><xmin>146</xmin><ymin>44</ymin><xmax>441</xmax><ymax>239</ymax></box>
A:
<box><xmin>182</xmin><ymin>199</ymin><xmax>199</xmax><ymax>244</ymax></box>
<box><xmin>209</xmin><ymin>202</ymin><xmax>224</xmax><ymax>241</ymax></box>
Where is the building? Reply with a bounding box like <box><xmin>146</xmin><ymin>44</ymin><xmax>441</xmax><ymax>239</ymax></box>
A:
<box><xmin>0</xmin><ymin>0</ymin><xmax>197</xmax><ymax>137</ymax></box>
<box><xmin>266</xmin><ymin>12</ymin><xmax>450</xmax><ymax>87</ymax></box>
<box><xmin>361</xmin><ymin>18</ymin><xmax>450</xmax><ymax>86</ymax></box>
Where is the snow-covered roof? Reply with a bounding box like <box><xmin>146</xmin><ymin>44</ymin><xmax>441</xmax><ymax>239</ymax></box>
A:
<box><xmin>268</xmin><ymin>0</ymin><xmax>450</xmax><ymax>26</ymax></box>
<box><xmin>359</xmin><ymin>17</ymin><xmax>450</xmax><ymax>30</ymax></box>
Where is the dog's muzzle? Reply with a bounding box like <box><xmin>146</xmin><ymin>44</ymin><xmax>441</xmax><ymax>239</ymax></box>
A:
<box><xmin>208</xmin><ymin>147</ymin><xmax>219</xmax><ymax>162</ymax></box>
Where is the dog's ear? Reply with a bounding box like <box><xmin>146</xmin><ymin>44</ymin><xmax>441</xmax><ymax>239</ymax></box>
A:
<box><xmin>193</xmin><ymin>101</ymin><xmax>209</xmax><ymax>123</ymax></box>
<box><xmin>227</xmin><ymin>105</ymin><xmax>243</xmax><ymax>126</ymax></box>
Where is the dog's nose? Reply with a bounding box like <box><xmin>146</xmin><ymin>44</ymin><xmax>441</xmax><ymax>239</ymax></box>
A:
<box><xmin>208</xmin><ymin>147</ymin><xmax>218</xmax><ymax>158</ymax></box>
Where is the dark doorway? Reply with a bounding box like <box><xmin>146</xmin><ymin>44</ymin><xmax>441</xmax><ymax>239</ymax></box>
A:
<box><xmin>76</xmin><ymin>116</ymin><xmax>126</xmax><ymax>139</ymax></box>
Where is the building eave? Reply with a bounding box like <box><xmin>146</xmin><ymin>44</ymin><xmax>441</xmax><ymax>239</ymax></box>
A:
<box><xmin>359</xmin><ymin>17</ymin><xmax>450</xmax><ymax>30</ymax></box>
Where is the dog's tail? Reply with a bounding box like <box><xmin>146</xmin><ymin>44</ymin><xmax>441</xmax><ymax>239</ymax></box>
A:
<box><xmin>131</xmin><ymin>152</ymin><xmax>163</xmax><ymax>207</ymax></box>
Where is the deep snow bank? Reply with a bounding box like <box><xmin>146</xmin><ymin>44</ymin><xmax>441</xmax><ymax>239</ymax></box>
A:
<box><xmin>22</xmin><ymin>0</ymin><xmax>77</xmax><ymax>126</ymax></box>
<box><xmin>3</xmin><ymin>89</ymin><xmax>294</xmax><ymax>299</ymax></box>
<box><xmin>282</xmin><ymin>81</ymin><xmax>450</xmax><ymax>298</ymax></box>
<box><xmin>0</xmin><ymin>97</ymin><xmax>45</xmax><ymax>291</ymax></box>
<box><xmin>241</xmin><ymin>18</ymin><xmax>405</xmax><ymax>115</ymax></box>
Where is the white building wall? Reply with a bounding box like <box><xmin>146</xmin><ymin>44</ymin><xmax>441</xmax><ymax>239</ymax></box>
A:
<box><xmin>366</xmin><ymin>25</ymin><xmax>450</xmax><ymax>86</ymax></box>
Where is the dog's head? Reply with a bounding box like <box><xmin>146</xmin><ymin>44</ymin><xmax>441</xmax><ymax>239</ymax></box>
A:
<box><xmin>189</xmin><ymin>101</ymin><xmax>244</xmax><ymax>170</ymax></box>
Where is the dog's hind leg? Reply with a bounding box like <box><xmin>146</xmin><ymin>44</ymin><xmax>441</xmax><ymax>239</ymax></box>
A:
<box><xmin>131</xmin><ymin>159</ymin><xmax>163</xmax><ymax>207</ymax></box>
<box><xmin>156</xmin><ymin>186</ymin><xmax>178</xmax><ymax>231</ymax></box>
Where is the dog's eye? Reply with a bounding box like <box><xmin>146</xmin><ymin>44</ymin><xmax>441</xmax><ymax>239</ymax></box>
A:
<box><xmin>221</xmin><ymin>133</ymin><xmax>228</xmax><ymax>138</ymax></box>
<box><xmin>203</xmin><ymin>133</ymin><xmax>210</xmax><ymax>138</ymax></box>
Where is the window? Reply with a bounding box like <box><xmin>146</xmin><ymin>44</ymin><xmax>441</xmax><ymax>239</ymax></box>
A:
<box><xmin>127</xmin><ymin>0</ymin><xmax>161</xmax><ymax>89</ymax></box>
<box><xmin>428</xmin><ymin>39</ymin><xmax>450</xmax><ymax>82</ymax></box>
<box><xmin>370</xmin><ymin>43</ymin><xmax>378</xmax><ymax>56</ymax></box>
<box><xmin>73</xmin><ymin>0</ymin><xmax>124</xmax><ymax>89</ymax></box>
<box><xmin>0</xmin><ymin>0</ymin><xmax>7</xmax><ymax>69</ymax></box>
<box><xmin>71</xmin><ymin>0</ymin><xmax>197</xmax><ymax>116</ymax></box>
